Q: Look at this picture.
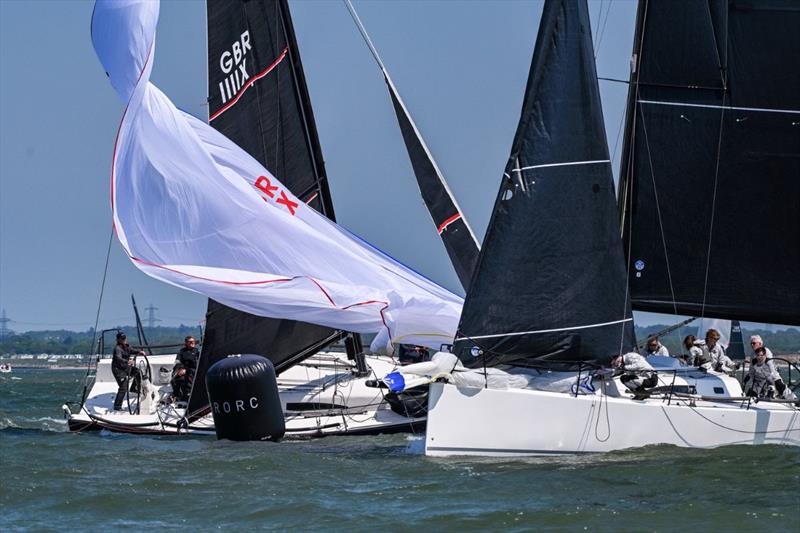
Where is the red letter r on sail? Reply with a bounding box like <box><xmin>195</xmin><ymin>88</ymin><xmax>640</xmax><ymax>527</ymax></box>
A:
<box><xmin>255</xmin><ymin>176</ymin><xmax>278</xmax><ymax>198</ymax></box>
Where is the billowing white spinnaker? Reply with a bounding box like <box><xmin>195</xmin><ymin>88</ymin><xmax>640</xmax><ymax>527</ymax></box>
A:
<box><xmin>91</xmin><ymin>0</ymin><xmax>462</xmax><ymax>351</ymax></box>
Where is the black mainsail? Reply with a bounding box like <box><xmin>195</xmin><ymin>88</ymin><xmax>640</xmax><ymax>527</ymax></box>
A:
<box><xmin>188</xmin><ymin>0</ymin><xmax>346</xmax><ymax>417</ymax></box>
<box><xmin>618</xmin><ymin>0</ymin><xmax>800</xmax><ymax>325</ymax></box>
<box><xmin>344</xmin><ymin>1</ymin><xmax>480</xmax><ymax>292</ymax></box>
<box><xmin>453</xmin><ymin>0</ymin><xmax>636</xmax><ymax>368</ymax></box>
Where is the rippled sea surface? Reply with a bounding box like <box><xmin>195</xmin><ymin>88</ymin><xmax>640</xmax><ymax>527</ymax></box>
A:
<box><xmin>1</xmin><ymin>369</ymin><xmax>798</xmax><ymax>532</ymax></box>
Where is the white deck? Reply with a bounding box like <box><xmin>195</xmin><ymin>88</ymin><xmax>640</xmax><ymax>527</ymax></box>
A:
<box><xmin>67</xmin><ymin>352</ymin><xmax>423</xmax><ymax>437</ymax></box>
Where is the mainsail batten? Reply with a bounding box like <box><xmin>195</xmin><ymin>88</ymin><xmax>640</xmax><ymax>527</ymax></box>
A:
<box><xmin>453</xmin><ymin>0</ymin><xmax>636</xmax><ymax>368</ymax></box>
<box><xmin>620</xmin><ymin>0</ymin><xmax>800</xmax><ymax>326</ymax></box>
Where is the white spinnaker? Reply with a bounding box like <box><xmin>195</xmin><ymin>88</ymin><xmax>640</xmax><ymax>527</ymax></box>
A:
<box><xmin>91</xmin><ymin>0</ymin><xmax>462</xmax><ymax>351</ymax></box>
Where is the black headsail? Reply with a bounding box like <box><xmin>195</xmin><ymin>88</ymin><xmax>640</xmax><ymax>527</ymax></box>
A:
<box><xmin>344</xmin><ymin>1</ymin><xmax>480</xmax><ymax>291</ymax></box>
<box><xmin>727</xmin><ymin>320</ymin><xmax>746</xmax><ymax>360</ymax></box>
<box><xmin>453</xmin><ymin>0</ymin><xmax>636</xmax><ymax>369</ymax></box>
<box><xmin>188</xmin><ymin>0</ymin><xmax>346</xmax><ymax>418</ymax></box>
<box><xmin>619</xmin><ymin>0</ymin><xmax>800</xmax><ymax>325</ymax></box>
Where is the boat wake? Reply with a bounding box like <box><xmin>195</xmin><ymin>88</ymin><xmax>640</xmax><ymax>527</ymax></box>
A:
<box><xmin>0</xmin><ymin>415</ymin><xmax>67</xmax><ymax>433</ymax></box>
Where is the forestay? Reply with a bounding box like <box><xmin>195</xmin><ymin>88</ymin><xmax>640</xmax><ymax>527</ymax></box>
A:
<box><xmin>91</xmin><ymin>0</ymin><xmax>463</xmax><ymax>352</ymax></box>
<box><xmin>619</xmin><ymin>0</ymin><xmax>800</xmax><ymax>325</ymax></box>
<box><xmin>453</xmin><ymin>0</ymin><xmax>636</xmax><ymax>369</ymax></box>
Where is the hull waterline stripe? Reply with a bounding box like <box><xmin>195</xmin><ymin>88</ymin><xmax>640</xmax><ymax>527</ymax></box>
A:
<box><xmin>511</xmin><ymin>160</ymin><xmax>610</xmax><ymax>173</ymax></box>
<box><xmin>209</xmin><ymin>48</ymin><xmax>289</xmax><ymax>122</ymax></box>
<box><xmin>637</xmin><ymin>99</ymin><xmax>800</xmax><ymax>115</ymax></box>
<box><xmin>456</xmin><ymin>317</ymin><xmax>633</xmax><ymax>341</ymax></box>
<box><xmin>437</xmin><ymin>213</ymin><xmax>462</xmax><ymax>234</ymax></box>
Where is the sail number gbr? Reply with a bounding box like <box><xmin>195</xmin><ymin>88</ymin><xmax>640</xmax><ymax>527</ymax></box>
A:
<box><xmin>254</xmin><ymin>175</ymin><xmax>299</xmax><ymax>216</ymax></box>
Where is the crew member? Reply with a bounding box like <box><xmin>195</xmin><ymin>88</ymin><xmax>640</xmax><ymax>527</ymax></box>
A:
<box><xmin>170</xmin><ymin>362</ymin><xmax>191</xmax><ymax>402</ymax></box>
<box><xmin>744</xmin><ymin>347</ymin><xmax>776</xmax><ymax>398</ymax></box>
<box><xmin>750</xmin><ymin>335</ymin><xmax>788</xmax><ymax>398</ymax></box>
<box><xmin>611</xmin><ymin>352</ymin><xmax>657</xmax><ymax>397</ymax></box>
<box><xmin>682</xmin><ymin>335</ymin><xmax>702</xmax><ymax>367</ymax></box>
<box><xmin>641</xmin><ymin>336</ymin><xmax>669</xmax><ymax>357</ymax></box>
<box><xmin>171</xmin><ymin>336</ymin><xmax>200</xmax><ymax>402</ymax></box>
<box><xmin>399</xmin><ymin>345</ymin><xmax>430</xmax><ymax>365</ymax></box>
<box><xmin>696</xmin><ymin>329</ymin><xmax>738</xmax><ymax>374</ymax></box>
<box><xmin>111</xmin><ymin>332</ymin><xmax>144</xmax><ymax>411</ymax></box>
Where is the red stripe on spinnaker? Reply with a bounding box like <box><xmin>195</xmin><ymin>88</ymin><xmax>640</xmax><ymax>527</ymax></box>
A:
<box><xmin>128</xmin><ymin>254</ymin><xmax>392</xmax><ymax>337</ymax></box>
<box><xmin>110</xmin><ymin>39</ymin><xmax>156</xmax><ymax>238</ymax></box>
<box><xmin>437</xmin><ymin>213</ymin><xmax>461</xmax><ymax>234</ymax></box>
<box><xmin>209</xmin><ymin>48</ymin><xmax>288</xmax><ymax>122</ymax></box>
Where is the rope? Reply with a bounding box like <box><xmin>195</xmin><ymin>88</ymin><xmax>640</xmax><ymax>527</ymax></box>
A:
<box><xmin>673</xmin><ymin>401</ymin><xmax>799</xmax><ymax>435</ymax></box>
<box><xmin>594</xmin><ymin>377</ymin><xmax>612</xmax><ymax>442</ymax></box>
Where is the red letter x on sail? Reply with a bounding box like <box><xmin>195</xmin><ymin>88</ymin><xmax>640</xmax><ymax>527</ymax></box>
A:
<box><xmin>255</xmin><ymin>176</ymin><xmax>278</xmax><ymax>198</ymax></box>
<box><xmin>277</xmin><ymin>190</ymin><xmax>298</xmax><ymax>215</ymax></box>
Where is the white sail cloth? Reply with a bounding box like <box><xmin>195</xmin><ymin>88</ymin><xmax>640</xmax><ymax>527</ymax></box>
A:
<box><xmin>91</xmin><ymin>0</ymin><xmax>462</xmax><ymax>351</ymax></box>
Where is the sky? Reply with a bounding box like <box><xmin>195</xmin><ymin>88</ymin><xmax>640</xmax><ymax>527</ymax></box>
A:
<box><xmin>0</xmin><ymin>0</ymin><xmax>708</xmax><ymax>334</ymax></box>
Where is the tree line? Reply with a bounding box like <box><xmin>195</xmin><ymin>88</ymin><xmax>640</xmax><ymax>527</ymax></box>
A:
<box><xmin>1</xmin><ymin>324</ymin><xmax>798</xmax><ymax>356</ymax></box>
<box><xmin>0</xmin><ymin>325</ymin><xmax>203</xmax><ymax>355</ymax></box>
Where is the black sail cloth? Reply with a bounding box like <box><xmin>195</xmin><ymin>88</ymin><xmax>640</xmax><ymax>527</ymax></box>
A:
<box><xmin>619</xmin><ymin>0</ymin><xmax>800</xmax><ymax>325</ymax></box>
<box><xmin>188</xmin><ymin>0</ymin><xmax>344</xmax><ymax>418</ymax></box>
<box><xmin>454</xmin><ymin>0</ymin><xmax>636</xmax><ymax>369</ymax></box>
<box><xmin>385</xmin><ymin>80</ymin><xmax>479</xmax><ymax>291</ymax></box>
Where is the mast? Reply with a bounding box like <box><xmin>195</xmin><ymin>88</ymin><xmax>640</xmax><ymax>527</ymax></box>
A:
<box><xmin>344</xmin><ymin>0</ymin><xmax>480</xmax><ymax>291</ymax></box>
<box><xmin>620</xmin><ymin>0</ymin><xmax>800</xmax><ymax>325</ymax></box>
<box><xmin>189</xmin><ymin>0</ymin><xmax>347</xmax><ymax>418</ymax></box>
<box><xmin>453</xmin><ymin>0</ymin><xmax>636</xmax><ymax>369</ymax></box>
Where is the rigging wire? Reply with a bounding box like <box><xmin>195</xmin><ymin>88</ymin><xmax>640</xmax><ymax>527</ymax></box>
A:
<box><xmin>617</xmin><ymin>0</ymin><xmax>649</xmax><ymax>355</ymax></box>
<box><xmin>90</xmin><ymin>226</ymin><xmax>115</xmax><ymax>356</ymax></box>
<box><xmin>344</xmin><ymin>0</ymin><xmax>387</xmax><ymax>73</ymax></box>
<box><xmin>638</xmin><ymin>105</ymin><xmax>680</xmax><ymax>317</ymax></box>
<box><xmin>594</xmin><ymin>0</ymin><xmax>614</xmax><ymax>58</ymax></box>
<box><xmin>698</xmin><ymin>4</ymin><xmax>730</xmax><ymax>322</ymax></box>
<box><xmin>75</xmin><ymin>225</ymin><xmax>116</xmax><ymax>404</ymax></box>
<box><xmin>592</xmin><ymin>0</ymin><xmax>605</xmax><ymax>51</ymax></box>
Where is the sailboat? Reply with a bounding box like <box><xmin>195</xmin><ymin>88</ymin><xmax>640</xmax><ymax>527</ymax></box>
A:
<box><xmin>65</xmin><ymin>0</ymin><xmax>464</xmax><ymax>436</ymax></box>
<box><xmin>395</xmin><ymin>0</ymin><xmax>799</xmax><ymax>456</ymax></box>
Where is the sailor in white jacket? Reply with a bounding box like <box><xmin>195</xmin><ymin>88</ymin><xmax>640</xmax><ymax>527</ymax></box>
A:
<box><xmin>750</xmin><ymin>335</ymin><xmax>792</xmax><ymax>398</ymax></box>
<box><xmin>641</xmin><ymin>336</ymin><xmax>670</xmax><ymax>357</ymax></box>
<box><xmin>696</xmin><ymin>329</ymin><xmax>737</xmax><ymax>374</ymax></box>
<box><xmin>612</xmin><ymin>352</ymin><xmax>657</xmax><ymax>394</ymax></box>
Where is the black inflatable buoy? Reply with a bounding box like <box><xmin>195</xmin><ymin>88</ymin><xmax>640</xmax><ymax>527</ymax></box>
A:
<box><xmin>205</xmin><ymin>354</ymin><xmax>285</xmax><ymax>441</ymax></box>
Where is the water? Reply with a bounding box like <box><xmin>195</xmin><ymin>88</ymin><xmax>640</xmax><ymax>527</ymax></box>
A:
<box><xmin>1</xmin><ymin>369</ymin><xmax>798</xmax><ymax>532</ymax></box>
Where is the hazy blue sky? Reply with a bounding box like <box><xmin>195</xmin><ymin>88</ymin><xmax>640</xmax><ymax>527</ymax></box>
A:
<box><xmin>1</xmin><ymin>0</ymin><xmax>673</xmax><ymax>333</ymax></box>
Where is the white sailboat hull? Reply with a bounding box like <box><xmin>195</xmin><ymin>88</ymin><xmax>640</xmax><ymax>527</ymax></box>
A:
<box><xmin>424</xmin><ymin>380</ymin><xmax>800</xmax><ymax>457</ymax></box>
<box><xmin>66</xmin><ymin>352</ymin><xmax>423</xmax><ymax>437</ymax></box>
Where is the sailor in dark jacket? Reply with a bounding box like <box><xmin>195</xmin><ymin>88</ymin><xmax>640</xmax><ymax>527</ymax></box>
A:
<box><xmin>111</xmin><ymin>332</ymin><xmax>144</xmax><ymax>411</ymax></box>
<box><xmin>171</xmin><ymin>336</ymin><xmax>199</xmax><ymax>402</ymax></box>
